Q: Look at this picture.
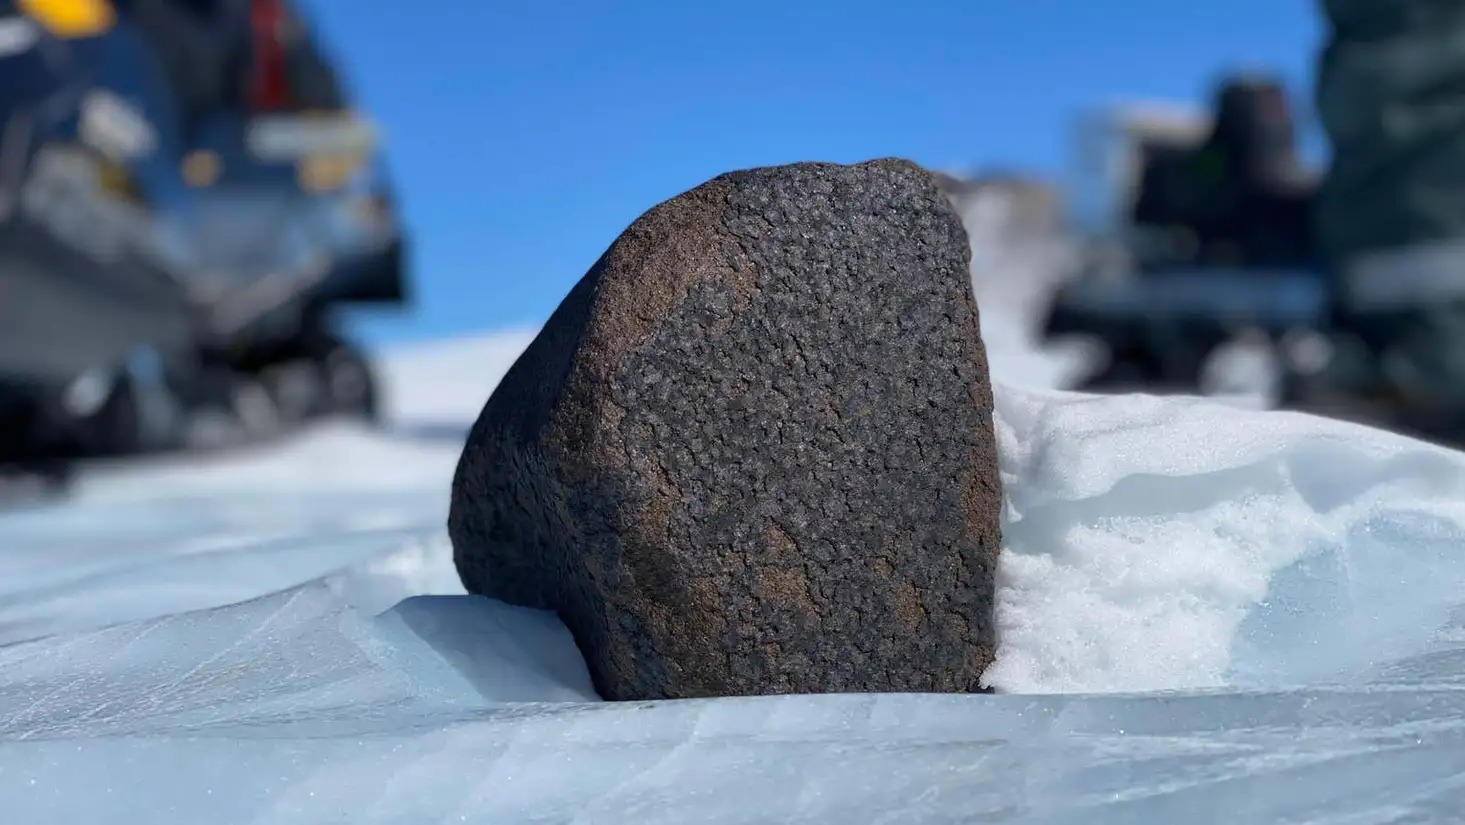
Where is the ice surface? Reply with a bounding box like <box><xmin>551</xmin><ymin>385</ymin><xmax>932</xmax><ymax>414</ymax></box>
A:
<box><xmin>6</xmin><ymin>225</ymin><xmax>1465</xmax><ymax>819</ymax></box>
<box><xmin>6</xmin><ymin>583</ymin><xmax>1465</xmax><ymax>822</ymax></box>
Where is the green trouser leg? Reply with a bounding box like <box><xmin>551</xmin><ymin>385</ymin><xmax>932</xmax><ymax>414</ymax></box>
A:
<box><xmin>1311</xmin><ymin>0</ymin><xmax>1465</xmax><ymax>412</ymax></box>
<box><xmin>1314</xmin><ymin>0</ymin><xmax>1465</xmax><ymax>265</ymax></box>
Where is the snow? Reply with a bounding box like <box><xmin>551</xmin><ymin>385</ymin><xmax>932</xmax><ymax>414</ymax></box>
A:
<box><xmin>988</xmin><ymin>383</ymin><xmax>1465</xmax><ymax>695</ymax></box>
<box><xmin>7</xmin><ymin>207</ymin><xmax>1465</xmax><ymax>820</ymax></box>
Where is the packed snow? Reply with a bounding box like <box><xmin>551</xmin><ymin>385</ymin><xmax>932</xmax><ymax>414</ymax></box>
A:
<box><xmin>6</xmin><ymin>199</ymin><xmax>1465</xmax><ymax>821</ymax></box>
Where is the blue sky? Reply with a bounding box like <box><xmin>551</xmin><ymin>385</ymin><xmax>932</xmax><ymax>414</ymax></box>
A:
<box><xmin>303</xmin><ymin>0</ymin><xmax>1324</xmax><ymax>344</ymax></box>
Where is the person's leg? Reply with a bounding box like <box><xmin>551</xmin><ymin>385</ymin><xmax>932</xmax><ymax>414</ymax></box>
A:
<box><xmin>1310</xmin><ymin>0</ymin><xmax>1465</xmax><ymax>408</ymax></box>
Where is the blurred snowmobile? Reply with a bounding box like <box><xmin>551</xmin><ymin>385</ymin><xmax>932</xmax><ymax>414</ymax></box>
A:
<box><xmin>1040</xmin><ymin>73</ymin><xmax>1331</xmax><ymax>396</ymax></box>
<box><xmin>0</xmin><ymin>0</ymin><xmax>408</xmax><ymax>466</ymax></box>
<box><xmin>1043</xmin><ymin>0</ymin><xmax>1465</xmax><ymax>449</ymax></box>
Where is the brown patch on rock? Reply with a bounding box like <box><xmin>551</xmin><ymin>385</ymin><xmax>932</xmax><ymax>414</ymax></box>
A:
<box><xmin>893</xmin><ymin>581</ymin><xmax>927</xmax><ymax>631</ymax></box>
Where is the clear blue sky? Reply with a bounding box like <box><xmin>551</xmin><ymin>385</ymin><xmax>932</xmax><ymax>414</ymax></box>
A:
<box><xmin>303</xmin><ymin>0</ymin><xmax>1324</xmax><ymax>344</ymax></box>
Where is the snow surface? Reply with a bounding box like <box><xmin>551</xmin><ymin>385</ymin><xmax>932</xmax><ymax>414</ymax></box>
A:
<box><xmin>7</xmin><ymin>210</ymin><xmax>1465</xmax><ymax>820</ymax></box>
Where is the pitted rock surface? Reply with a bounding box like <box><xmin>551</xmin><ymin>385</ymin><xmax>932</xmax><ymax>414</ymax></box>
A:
<box><xmin>449</xmin><ymin>158</ymin><xmax>1002</xmax><ymax>700</ymax></box>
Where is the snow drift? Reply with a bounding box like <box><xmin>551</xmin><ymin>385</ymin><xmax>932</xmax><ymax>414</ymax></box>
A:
<box><xmin>991</xmin><ymin>383</ymin><xmax>1465</xmax><ymax>695</ymax></box>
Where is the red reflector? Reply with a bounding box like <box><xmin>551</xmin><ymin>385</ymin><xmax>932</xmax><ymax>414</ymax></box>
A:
<box><xmin>248</xmin><ymin>0</ymin><xmax>289</xmax><ymax>111</ymax></box>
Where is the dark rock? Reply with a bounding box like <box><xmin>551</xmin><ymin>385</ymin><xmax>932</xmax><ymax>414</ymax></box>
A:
<box><xmin>449</xmin><ymin>157</ymin><xmax>1003</xmax><ymax>701</ymax></box>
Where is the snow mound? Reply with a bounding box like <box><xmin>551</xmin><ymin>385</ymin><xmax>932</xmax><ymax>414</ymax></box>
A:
<box><xmin>0</xmin><ymin>584</ymin><xmax>593</xmax><ymax>743</ymax></box>
<box><xmin>989</xmin><ymin>382</ymin><xmax>1465</xmax><ymax>694</ymax></box>
<box><xmin>0</xmin><ymin>486</ymin><xmax>458</xmax><ymax>647</ymax></box>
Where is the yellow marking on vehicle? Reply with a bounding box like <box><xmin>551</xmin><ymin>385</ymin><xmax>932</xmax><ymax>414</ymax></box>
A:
<box><xmin>298</xmin><ymin>151</ymin><xmax>365</xmax><ymax>193</ymax></box>
<box><xmin>18</xmin><ymin>0</ymin><xmax>115</xmax><ymax>39</ymax></box>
